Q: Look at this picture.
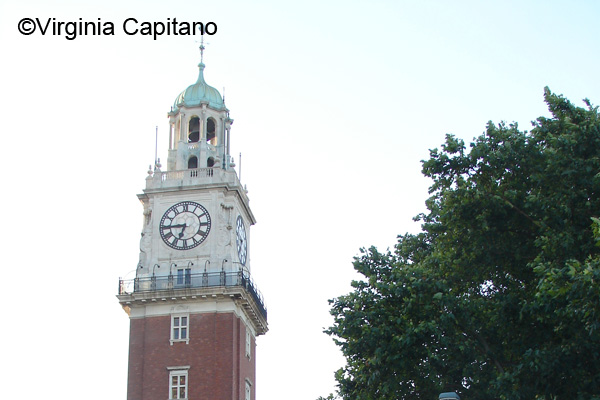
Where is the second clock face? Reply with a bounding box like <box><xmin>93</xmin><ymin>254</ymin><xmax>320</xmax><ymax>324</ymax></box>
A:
<box><xmin>160</xmin><ymin>201</ymin><xmax>211</xmax><ymax>250</ymax></box>
<box><xmin>236</xmin><ymin>215</ymin><xmax>247</xmax><ymax>266</ymax></box>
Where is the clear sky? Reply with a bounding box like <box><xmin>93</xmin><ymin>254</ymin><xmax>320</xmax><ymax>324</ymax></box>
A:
<box><xmin>1</xmin><ymin>1</ymin><xmax>599</xmax><ymax>399</ymax></box>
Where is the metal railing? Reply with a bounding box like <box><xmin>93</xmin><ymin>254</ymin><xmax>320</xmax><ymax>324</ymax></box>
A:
<box><xmin>118</xmin><ymin>270</ymin><xmax>267</xmax><ymax>320</ymax></box>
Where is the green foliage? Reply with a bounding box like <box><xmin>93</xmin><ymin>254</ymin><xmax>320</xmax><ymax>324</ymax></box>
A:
<box><xmin>325</xmin><ymin>88</ymin><xmax>600</xmax><ymax>399</ymax></box>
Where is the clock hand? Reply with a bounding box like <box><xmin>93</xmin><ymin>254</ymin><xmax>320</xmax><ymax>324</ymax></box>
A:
<box><xmin>178</xmin><ymin>224</ymin><xmax>187</xmax><ymax>238</ymax></box>
<box><xmin>164</xmin><ymin>223</ymin><xmax>186</xmax><ymax>229</ymax></box>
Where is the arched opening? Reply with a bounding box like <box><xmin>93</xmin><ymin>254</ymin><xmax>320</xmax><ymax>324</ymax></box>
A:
<box><xmin>207</xmin><ymin>157</ymin><xmax>215</xmax><ymax>168</ymax></box>
<box><xmin>188</xmin><ymin>117</ymin><xmax>200</xmax><ymax>143</ymax></box>
<box><xmin>206</xmin><ymin>118</ymin><xmax>217</xmax><ymax>145</ymax></box>
<box><xmin>188</xmin><ymin>156</ymin><xmax>198</xmax><ymax>169</ymax></box>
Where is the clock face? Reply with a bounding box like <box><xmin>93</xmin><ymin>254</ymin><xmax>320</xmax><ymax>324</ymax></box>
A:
<box><xmin>236</xmin><ymin>215</ymin><xmax>247</xmax><ymax>266</ymax></box>
<box><xmin>159</xmin><ymin>201</ymin><xmax>211</xmax><ymax>250</ymax></box>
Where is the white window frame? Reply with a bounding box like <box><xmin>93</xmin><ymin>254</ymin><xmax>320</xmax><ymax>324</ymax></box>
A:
<box><xmin>168</xmin><ymin>367</ymin><xmax>189</xmax><ymax>400</ymax></box>
<box><xmin>245</xmin><ymin>379</ymin><xmax>252</xmax><ymax>400</ymax></box>
<box><xmin>171</xmin><ymin>314</ymin><xmax>190</xmax><ymax>345</ymax></box>
<box><xmin>176</xmin><ymin>268</ymin><xmax>191</xmax><ymax>286</ymax></box>
<box><xmin>245</xmin><ymin>329</ymin><xmax>252</xmax><ymax>359</ymax></box>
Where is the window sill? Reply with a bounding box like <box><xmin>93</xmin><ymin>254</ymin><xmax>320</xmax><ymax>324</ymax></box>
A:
<box><xmin>170</xmin><ymin>339</ymin><xmax>190</xmax><ymax>345</ymax></box>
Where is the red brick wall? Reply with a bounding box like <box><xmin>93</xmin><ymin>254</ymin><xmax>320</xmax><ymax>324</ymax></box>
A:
<box><xmin>126</xmin><ymin>310</ymin><xmax>256</xmax><ymax>400</ymax></box>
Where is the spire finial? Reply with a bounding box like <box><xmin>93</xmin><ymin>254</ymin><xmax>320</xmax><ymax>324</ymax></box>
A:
<box><xmin>199</xmin><ymin>35</ymin><xmax>206</xmax><ymax>63</ymax></box>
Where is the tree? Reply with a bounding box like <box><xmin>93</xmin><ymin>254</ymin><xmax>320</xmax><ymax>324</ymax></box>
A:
<box><xmin>325</xmin><ymin>88</ymin><xmax>600</xmax><ymax>400</ymax></box>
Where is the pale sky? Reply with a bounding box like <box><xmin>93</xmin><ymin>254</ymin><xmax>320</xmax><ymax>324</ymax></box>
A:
<box><xmin>1</xmin><ymin>1</ymin><xmax>599</xmax><ymax>399</ymax></box>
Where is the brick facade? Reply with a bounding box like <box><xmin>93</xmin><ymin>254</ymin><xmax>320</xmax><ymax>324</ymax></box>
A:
<box><xmin>126</xmin><ymin>311</ymin><xmax>256</xmax><ymax>400</ymax></box>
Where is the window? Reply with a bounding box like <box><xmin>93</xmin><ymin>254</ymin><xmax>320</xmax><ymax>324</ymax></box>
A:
<box><xmin>188</xmin><ymin>117</ymin><xmax>200</xmax><ymax>143</ymax></box>
<box><xmin>206</xmin><ymin>118</ymin><xmax>216</xmax><ymax>145</ymax></box>
<box><xmin>245</xmin><ymin>379</ymin><xmax>252</xmax><ymax>400</ymax></box>
<box><xmin>169</xmin><ymin>369</ymin><xmax>189</xmax><ymax>399</ymax></box>
<box><xmin>187</xmin><ymin>156</ymin><xmax>198</xmax><ymax>169</ymax></box>
<box><xmin>245</xmin><ymin>329</ymin><xmax>252</xmax><ymax>359</ymax></box>
<box><xmin>171</xmin><ymin>314</ymin><xmax>189</xmax><ymax>344</ymax></box>
<box><xmin>176</xmin><ymin>268</ymin><xmax>191</xmax><ymax>286</ymax></box>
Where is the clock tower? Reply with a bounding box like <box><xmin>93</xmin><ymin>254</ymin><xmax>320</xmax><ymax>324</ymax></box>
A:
<box><xmin>117</xmin><ymin>48</ymin><xmax>268</xmax><ymax>400</ymax></box>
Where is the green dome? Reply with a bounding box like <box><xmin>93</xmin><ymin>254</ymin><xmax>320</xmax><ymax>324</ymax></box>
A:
<box><xmin>173</xmin><ymin>63</ymin><xmax>224</xmax><ymax>111</ymax></box>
